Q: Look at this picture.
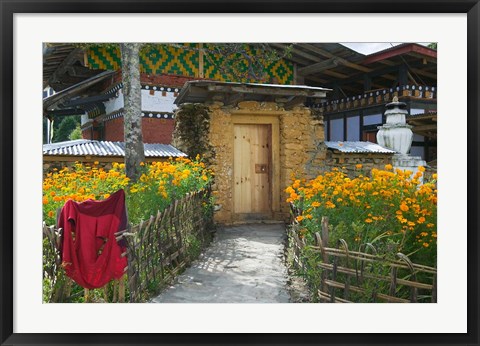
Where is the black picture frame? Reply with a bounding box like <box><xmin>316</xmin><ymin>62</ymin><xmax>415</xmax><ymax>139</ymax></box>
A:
<box><xmin>1</xmin><ymin>1</ymin><xmax>479</xmax><ymax>345</ymax></box>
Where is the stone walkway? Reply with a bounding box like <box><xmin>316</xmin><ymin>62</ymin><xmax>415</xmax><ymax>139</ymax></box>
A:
<box><xmin>151</xmin><ymin>223</ymin><xmax>291</xmax><ymax>303</ymax></box>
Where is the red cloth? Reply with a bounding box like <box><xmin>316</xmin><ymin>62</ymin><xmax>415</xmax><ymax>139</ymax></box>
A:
<box><xmin>58</xmin><ymin>189</ymin><xmax>128</xmax><ymax>289</ymax></box>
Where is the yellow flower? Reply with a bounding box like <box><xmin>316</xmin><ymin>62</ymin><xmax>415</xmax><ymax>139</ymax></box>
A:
<box><xmin>385</xmin><ymin>164</ymin><xmax>393</xmax><ymax>170</ymax></box>
<box><xmin>355</xmin><ymin>164</ymin><xmax>363</xmax><ymax>169</ymax></box>
<box><xmin>296</xmin><ymin>215</ymin><xmax>304</xmax><ymax>222</ymax></box>
<box><xmin>417</xmin><ymin>216</ymin><xmax>426</xmax><ymax>224</ymax></box>
<box><xmin>418</xmin><ymin>166</ymin><xmax>425</xmax><ymax>172</ymax></box>
<box><xmin>311</xmin><ymin>201</ymin><xmax>321</xmax><ymax>208</ymax></box>
<box><xmin>365</xmin><ymin>218</ymin><xmax>373</xmax><ymax>223</ymax></box>
<box><xmin>400</xmin><ymin>203</ymin><xmax>409</xmax><ymax>212</ymax></box>
<box><xmin>325</xmin><ymin>201</ymin><xmax>336</xmax><ymax>209</ymax></box>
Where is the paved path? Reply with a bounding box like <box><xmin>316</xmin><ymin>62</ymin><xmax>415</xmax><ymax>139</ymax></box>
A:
<box><xmin>151</xmin><ymin>223</ymin><xmax>291</xmax><ymax>303</ymax></box>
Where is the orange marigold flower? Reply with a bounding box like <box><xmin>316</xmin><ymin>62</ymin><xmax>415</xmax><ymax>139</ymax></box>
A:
<box><xmin>42</xmin><ymin>196</ymin><xmax>48</xmax><ymax>205</ymax></box>
<box><xmin>385</xmin><ymin>164</ymin><xmax>393</xmax><ymax>170</ymax></box>
<box><xmin>365</xmin><ymin>218</ymin><xmax>373</xmax><ymax>223</ymax></box>
<box><xmin>325</xmin><ymin>201</ymin><xmax>336</xmax><ymax>209</ymax></box>
<box><xmin>400</xmin><ymin>203</ymin><xmax>409</xmax><ymax>212</ymax></box>
<box><xmin>296</xmin><ymin>215</ymin><xmax>304</xmax><ymax>222</ymax></box>
<box><xmin>356</xmin><ymin>164</ymin><xmax>363</xmax><ymax>169</ymax></box>
<box><xmin>417</xmin><ymin>216</ymin><xmax>426</xmax><ymax>224</ymax></box>
<box><xmin>418</xmin><ymin>166</ymin><xmax>425</xmax><ymax>173</ymax></box>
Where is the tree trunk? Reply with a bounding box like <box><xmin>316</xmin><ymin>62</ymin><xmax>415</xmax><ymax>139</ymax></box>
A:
<box><xmin>120</xmin><ymin>43</ymin><xmax>145</xmax><ymax>182</ymax></box>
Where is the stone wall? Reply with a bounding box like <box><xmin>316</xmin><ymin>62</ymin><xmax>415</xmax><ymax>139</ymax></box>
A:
<box><xmin>207</xmin><ymin>102</ymin><xmax>235</xmax><ymax>223</ymax></box>
<box><xmin>321</xmin><ymin>151</ymin><xmax>394</xmax><ymax>177</ymax></box>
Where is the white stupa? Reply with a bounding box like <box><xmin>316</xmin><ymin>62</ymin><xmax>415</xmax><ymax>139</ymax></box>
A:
<box><xmin>377</xmin><ymin>96</ymin><xmax>426</xmax><ymax>180</ymax></box>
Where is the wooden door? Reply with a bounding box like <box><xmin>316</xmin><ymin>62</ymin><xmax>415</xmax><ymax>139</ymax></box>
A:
<box><xmin>233</xmin><ymin>124</ymin><xmax>272</xmax><ymax>217</ymax></box>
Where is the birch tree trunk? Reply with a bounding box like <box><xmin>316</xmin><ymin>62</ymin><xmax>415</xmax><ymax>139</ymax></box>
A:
<box><xmin>120</xmin><ymin>43</ymin><xmax>145</xmax><ymax>182</ymax></box>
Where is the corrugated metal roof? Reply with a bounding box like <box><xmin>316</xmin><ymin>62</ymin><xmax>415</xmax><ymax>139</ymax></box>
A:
<box><xmin>325</xmin><ymin>141</ymin><xmax>396</xmax><ymax>154</ymax></box>
<box><xmin>43</xmin><ymin>140</ymin><xmax>187</xmax><ymax>158</ymax></box>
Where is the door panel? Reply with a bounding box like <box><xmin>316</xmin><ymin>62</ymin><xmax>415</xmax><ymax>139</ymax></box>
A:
<box><xmin>234</xmin><ymin>124</ymin><xmax>271</xmax><ymax>214</ymax></box>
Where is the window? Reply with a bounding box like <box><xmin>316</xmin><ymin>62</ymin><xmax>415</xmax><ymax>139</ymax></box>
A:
<box><xmin>363</xmin><ymin>113</ymin><xmax>382</xmax><ymax>126</ymax></box>
<box><xmin>346</xmin><ymin>115</ymin><xmax>360</xmax><ymax>141</ymax></box>
<box><xmin>330</xmin><ymin>115</ymin><xmax>344</xmax><ymax>141</ymax></box>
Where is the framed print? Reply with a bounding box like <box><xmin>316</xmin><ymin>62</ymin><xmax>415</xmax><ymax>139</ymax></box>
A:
<box><xmin>1</xmin><ymin>1</ymin><xmax>479</xmax><ymax>345</ymax></box>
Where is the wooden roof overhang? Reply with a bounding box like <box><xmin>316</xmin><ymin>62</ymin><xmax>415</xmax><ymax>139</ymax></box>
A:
<box><xmin>407</xmin><ymin>112</ymin><xmax>437</xmax><ymax>140</ymax></box>
<box><xmin>278</xmin><ymin>43</ymin><xmax>437</xmax><ymax>98</ymax></box>
<box><xmin>174</xmin><ymin>80</ymin><xmax>330</xmax><ymax>108</ymax></box>
<box><xmin>43</xmin><ymin>43</ymin><xmax>105</xmax><ymax>91</ymax></box>
<box><xmin>43</xmin><ymin>70</ymin><xmax>117</xmax><ymax>119</ymax></box>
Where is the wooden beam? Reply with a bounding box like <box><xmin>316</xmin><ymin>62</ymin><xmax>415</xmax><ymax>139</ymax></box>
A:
<box><xmin>206</xmin><ymin>84</ymin><xmax>328</xmax><ymax>98</ymax></box>
<box><xmin>298</xmin><ymin>58</ymin><xmax>340</xmax><ymax>75</ymax></box>
<box><xmin>63</xmin><ymin>92</ymin><xmax>117</xmax><ymax>107</ymax></box>
<box><xmin>48</xmin><ymin>48</ymin><xmax>84</xmax><ymax>86</ymax></box>
<box><xmin>362</xmin><ymin>43</ymin><xmax>437</xmax><ymax>65</ymax></box>
<box><xmin>224</xmin><ymin>93</ymin><xmax>244</xmax><ymax>106</ymax></box>
<box><xmin>410</xmin><ymin>68</ymin><xmax>437</xmax><ymax>80</ymax></box>
<box><xmin>297</xmin><ymin>43</ymin><xmax>373</xmax><ymax>73</ymax></box>
<box><xmin>320</xmin><ymin>69</ymin><xmax>349</xmax><ymax>79</ymax></box>
<box><xmin>270</xmin><ymin>43</ymin><xmax>321</xmax><ymax>62</ymax></box>
<box><xmin>284</xmin><ymin>96</ymin><xmax>306</xmax><ymax>110</ymax></box>
<box><xmin>198</xmin><ymin>43</ymin><xmax>204</xmax><ymax>78</ymax></box>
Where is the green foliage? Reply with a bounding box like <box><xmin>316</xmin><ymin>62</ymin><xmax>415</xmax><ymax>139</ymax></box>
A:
<box><xmin>174</xmin><ymin>104</ymin><xmax>214</xmax><ymax>164</ymax></box>
<box><xmin>69</xmin><ymin>125</ymin><xmax>83</xmax><ymax>140</ymax></box>
<box><xmin>287</xmin><ymin>166</ymin><xmax>437</xmax><ymax>267</ymax></box>
<box><xmin>43</xmin><ymin>158</ymin><xmax>214</xmax><ymax>303</ymax></box>
<box><xmin>428</xmin><ymin>43</ymin><xmax>437</xmax><ymax>50</ymax></box>
<box><xmin>52</xmin><ymin>116</ymin><xmax>81</xmax><ymax>143</ymax></box>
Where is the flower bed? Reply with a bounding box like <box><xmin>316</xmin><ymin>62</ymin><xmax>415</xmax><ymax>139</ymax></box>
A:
<box><xmin>43</xmin><ymin>156</ymin><xmax>213</xmax><ymax>226</ymax></box>
<box><xmin>42</xmin><ymin>157</ymin><xmax>214</xmax><ymax>303</ymax></box>
<box><xmin>286</xmin><ymin>165</ymin><xmax>437</xmax><ymax>269</ymax></box>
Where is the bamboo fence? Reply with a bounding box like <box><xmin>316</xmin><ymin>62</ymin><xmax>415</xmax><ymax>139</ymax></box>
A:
<box><xmin>42</xmin><ymin>186</ymin><xmax>213</xmax><ymax>303</ymax></box>
<box><xmin>289</xmin><ymin>206</ymin><xmax>437</xmax><ymax>303</ymax></box>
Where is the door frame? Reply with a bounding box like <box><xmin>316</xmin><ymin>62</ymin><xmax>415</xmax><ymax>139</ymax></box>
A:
<box><xmin>231</xmin><ymin>113</ymin><xmax>280</xmax><ymax>220</ymax></box>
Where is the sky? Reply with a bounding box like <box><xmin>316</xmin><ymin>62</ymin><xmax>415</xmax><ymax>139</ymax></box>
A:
<box><xmin>340</xmin><ymin>42</ymin><xmax>431</xmax><ymax>55</ymax></box>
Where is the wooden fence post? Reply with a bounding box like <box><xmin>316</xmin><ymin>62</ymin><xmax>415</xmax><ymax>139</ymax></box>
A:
<box><xmin>118</xmin><ymin>276</ymin><xmax>125</xmax><ymax>303</ymax></box>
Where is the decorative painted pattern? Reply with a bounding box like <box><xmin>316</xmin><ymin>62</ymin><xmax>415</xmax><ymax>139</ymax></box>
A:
<box><xmin>86</xmin><ymin>44</ymin><xmax>293</xmax><ymax>84</ymax></box>
<box><xmin>87</xmin><ymin>45</ymin><xmax>121</xmax><ymax>70</ymax></box>
<box><xmin>310</xmin><ymin>85</ymin><xmax>437</xmax><ymax>115</ymax></box>
<box><xmin>140</xmin><ymin>44</ymin><xmax>198</xmax><ymax>76</ymax></box>
<box><xmin>103</xmin><ymin>111</ymin><xmax>174</xmax><ymax>122</ymax></box>
<box><xmin>203</xmin><ymin>44</ymin><xmax>293</xmax><ymax>84</ymax></box>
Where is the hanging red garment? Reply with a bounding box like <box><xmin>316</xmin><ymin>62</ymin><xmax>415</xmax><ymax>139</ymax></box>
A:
<box><xmin>58</xmin><ymin>189</ymin><xmax>128</xmax><ymax>289</ymax></box>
